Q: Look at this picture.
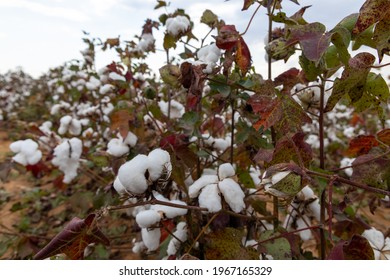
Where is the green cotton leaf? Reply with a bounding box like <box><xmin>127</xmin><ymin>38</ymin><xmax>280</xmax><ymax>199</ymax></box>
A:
<box><xmin>373</xmin><ymin>17</ymin><xmax>390</xmax><ymax>62</ymax></box>
<box><xmin>352</xmin><ymin>25</ymin><xmax>376</xmax><ymax>50</ymax></box>
<box><xmin>352</xmin><ymin>73</ymin><xmax>390</xmax><ymax>116</ymax></box>
<box><xmin>154</xmin><ymin>0</ymin><xmax>167</xmax><ymax>9</ymax></box>
<box><xmin>259</xmin><ymin>230</ymin><xmax>292</xmax><ymax>260</ymax></box>
<box><xmin>242</xmin><ymin>0</ymin><xmax>256</xmax><ymax>11</ymax></box>
<box><xmin>330</xmin><ymin>26</ymin><xmax>351</xmax><ymax>65</ymax></box>
<box><xmin>287</xmin><ymin>22</ymin><xmax>331</xmax><ymax>62</ymax></box>
<box><xmin>238</xmin><ymin>168</ymin><xmax>255</xmax><ymax>189</ymax></box>
<box><xmin>324</xmin><ymin>45</ymin><xmax>343</xmax><ymax>72</ymax></box>
<box><xmin>163</xmin><ymin>33</ymin><xmax>177</xmax><ymax>50</ymax></box>
<box><xmin>335</xmin><ymin>13</ymin><xmax>359</xmax><ymax>33</ymax></box>
<box><xmin>353</xmin><ymin>0</ymin><xmax>390</xmax><ymax>35</ymax></box>
<box><xmin>299</xmin><ymin>55</ymin><xmax>323</xmax><ymax>81</ymax></box>
<box><xmin>267</xmin><ymin>171</ymin><xmax>303</xmax><ymax>198</ymax></box>
<box><xmin>200</xmin><ymin>9</ymin><xmax>219</xmax><ymax>27</ymax></box>
<box><xmin>325</xmin><ymin>52</ymin><xmax>375</xmax><ymax>112</ymax></box>
<box><xmin>179</xmin><ymin>111</ymin><xmax>200</xmax><ymax>134</ymax></box>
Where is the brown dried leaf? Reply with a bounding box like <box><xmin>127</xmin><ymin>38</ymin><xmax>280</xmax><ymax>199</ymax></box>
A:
<box><xmin>346</xmin><ymin>135</ymin><xmax>379</xmax><ymax>157</ymax></box>
<box><xmin>236</xmin><ymin>36</ymin><xmax>252</xmax><ymax>75</ymax></box>
<box><xmin>110</xmin><ymin>110</ymin><xmax>132</xmax><ymax>139</ymax></box>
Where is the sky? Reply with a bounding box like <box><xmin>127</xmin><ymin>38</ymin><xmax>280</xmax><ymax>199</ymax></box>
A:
<box><xmin>1</xmin><ymin>0</ymin><xmax>382</xmax><ymax>79</ymax></box>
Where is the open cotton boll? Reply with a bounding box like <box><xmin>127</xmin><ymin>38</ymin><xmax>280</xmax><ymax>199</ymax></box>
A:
<box><xmin>198</xmin><ymin>184</ymin><xmax>221</xmax><ymax>213</ymax></box>
<box><xmin>113</xmin><ymin>177</ymin><xmax>127</xmax><ymax>195</ymax></box>
<box><xmin>167</xmin><ymin>222</ymin><xmax>187</xmax><ymax>256</ymax></box>
<box><xmin>107</xmin><ymin>138</ymin><xmax>130</xmax><ymax>157</ymax></box>
<box><xmin>136</xmin><ymin>209</ymin><xmax>162</xmax><ymax>228</ymax></box>
<box><xmin>141</xmin><ymin>227</ymin><xmax>161</xmax><ymax>251</ymax></box>
<box><xmin>147</xmin><ymin>148</ymin><xmax>172</xmax><ymax>181</ymax></box>
<box><xmin>196</xmin><ymin>44</ymin><xmax>221</xmax><ymax>74</ymax></box>
<box><xmin>300</xmin><ymin>185</ymin><xmax>315</xmax><ymax>199</ymax></box>
<box><xmin>218</xmin><ymin>178</ymin><xmax>245</xmax><ymax>213</ymax></box>
<box><xmin>108</xmin><ymin>72</ymin><xmax>126</xmax><ymax>82</ymax></box>
<box><xmin>10</xmin><ymin>139</ymin><xmax>42</xmax><ymax>166</ymax></box>
<box><xmin>99</xmin><ymin>84</ymin><xmax>115</xmax><ymax>95</ymax></box>
<box><xmin>362</xmin><ymin>228</ymin><xmax>390</xmax><ymax>260</ymax></box>
<box><xmin>52</xmin><ymin>138</ymin><xmax>82</xmax><ymax>183</ymax></box>
<box><xmin>296</xmin><ymin>217</ymin><xmax>312</xmax><ymax>241</ymax></box>
<box><xmin>123</xmin><ymin>131</ymin><xmax>138</xmax><ymax>147</ymax></box>
<box><xmin>151</xmin><ymin>199</ymin><xmax>188</xmax><ymax>218</ymax></box>
<box><xmin>166</xmin><ymin>15</ymin><xmax>190</xmax><ymax>37</ymax></box>
<box><xmin>58</xmin><ymin>116</ymin><xmax>82</xmax><ymax>135</ymax></box>
<box><xmin>188</xmin><ymin>175</ymin><xmax>219</xmax><ymax>198</ymax></box>
<box><xmin>137</xmin><ymin>33</ymin><xmax>155</xmax><ymax>52</ymax></box>
<box><xmin>218</xmin><ymin>163</ymin><xmax>235</xmax><ymax>180</ymax></box>
<box><xmin>117</xmin><ymin>154</ymin><xmax>149</xmax><ymax>194</ymax></box>
<box><xmin>271</xmin><ymin>171</ymin><xmax>290</xmax><ymax>185</ymax></box>
<box><xmin>340</xmin><ymin>157</ymin><xmax>355</xmax><ymax>177</ymax></box>
<box><xmin>86</xmin><ymin>76</ymin><xmax>101</xmax><ymax>90</ymax></box>
<box><xmin>158</xmin><ymin>100</ymin><xmax>185</xmax><ymax>119</ymax></box>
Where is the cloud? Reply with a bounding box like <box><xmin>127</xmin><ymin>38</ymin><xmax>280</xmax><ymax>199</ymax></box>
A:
<box><xmin>0</xmin><ymin>0</ymin><xmax>90</xmax><ymax>22</ymax></box>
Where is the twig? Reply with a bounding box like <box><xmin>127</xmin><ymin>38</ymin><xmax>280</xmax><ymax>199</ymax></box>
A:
<box><xmin>241</xmin><ymin>3</ymin><xmax>262</xmax><ymax>36</ymax></box>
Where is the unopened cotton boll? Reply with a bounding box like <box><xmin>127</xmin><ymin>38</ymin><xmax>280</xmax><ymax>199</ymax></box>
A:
<box><xmin>218</xmin><ymin>163</ymin><xmax>235</xmax><ymax>180</ymax></box>
<box><xmin>198</xmin><ymin>184</ymin><xmax>221</xmax><ymax>213</ymax></box>
<box><xmin>218</xmin><ymin>178</ymin><xmax>245</xmax><ymax>213</ymax></box>
<box><xmin>136</xmin><ymin>209</ymin><xmax>162</xmax><ymax>228</ymax></box>
<box><xmin>141</xmin><ymin>227</ymin><xmax>161</xmax><ymax>251</ymax></box>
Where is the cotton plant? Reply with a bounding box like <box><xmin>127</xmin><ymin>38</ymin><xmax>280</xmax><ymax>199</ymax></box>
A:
<box><xmin>195</xmin><ymin>43</ymin><xmax>221</xmax><ymax>74</ymax></box>
<box><xmin>51</xmin><ymin>138</ymin><xmax>83</xmax><ymax>184</ymax></box>
<box><xmin>106</xmin><ymin>131</ymin><xmax>138</xmax><ymax>157</ymax></box>
<box><xmin>9</xmin><ymin>139</ymin><xmax>42</xmax><ymax>166</ymax></box>
<box><xmin>113</xmin><ymin>148</ymin><xmax>172</xmax><ymax>196</ymax></box>
<box><xmin>188</xmin><ymin>163</ymin><xmax>246</xmax><ymax>213</ymax></box>
<box><xmin>158</xmin><ymin>100</ymin><xmax>185</xmax><ymax>119</ymax></box>
<box><xmin>362</xmin><ymin>227</ymin><xmax>390</xmax><ymax>260</ymax></box>
<box><xmin>283</xmin><ymin>185</ymin><xmax>322</xmax><ymax>241</ymax></box>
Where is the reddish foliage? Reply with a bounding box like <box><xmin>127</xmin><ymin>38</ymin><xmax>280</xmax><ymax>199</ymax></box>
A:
<box><xmin>215</xmin><ymin>25</ymin><xmax>239</xmax><ymax>50</ymax></box>
<box><xmin>346</xmin><ymin>135</ymin><xmax>379</xmax><ymax>157</ymax></box>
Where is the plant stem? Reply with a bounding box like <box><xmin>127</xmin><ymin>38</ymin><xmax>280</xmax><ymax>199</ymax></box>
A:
<box><xmin>241</xmin><ymin>3</ymin><xmax>262</xmax><ymax>36</ymax></box>
<box><xmin>319</xmin><ymin>189</ymin><xmax>326</xmax><ymax>260</ymax></box>
<box><xmin>319</xmin><ymin>77</ymin><xmax>326</xmax><ymax>169</ymax></box>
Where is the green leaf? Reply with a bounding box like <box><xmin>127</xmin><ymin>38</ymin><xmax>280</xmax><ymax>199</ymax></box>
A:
<box><xmin>325</xmin><ymin>52</ymin><xmax>375</xmax><ymax>112</ymax></box>
<box><xmin>154</xmin><ymin>0</ymin><xmax>167</xmax><ymax>9</ymax></box>
<box><xmin>179</xmin><ymin>111</ymin><xmax>200</xmax><ymax>134</ymax></box>
<box><xmin>238</xmin><ymin>168</ymin><xmax>255</xmax><ymax>189</ymax></box>
<box><xmin>299</xmin><ymin>55</ymin><xmax>323</xmax><ymax>81</ymax></box>
<box><xmin>259</xmin><ymin>230</ymin><xmax>292</xmax><ymax>260</ymax></box>
<box><xmin>163</xmin><ymin>33</ymin><xmax>177</xmax><ymax>50</ymax></box>
<box><xmin>352</xmin><ymin>25</ymin><xmax>375</xmax><ymax>50</ymax></box>
<box><xmin>373</xmin><ymin>17</ymin><xmax>390</xmax><ymax>62</ymax></box>
<box><xmin>330</xmin><ymin>26</ymin><xmax>351</xmax><ymax>65</ymax></box>
<box><xmin>242</xmin><ymin>0</ymin><xmax>256</xmax><ymax>11</ymax></box>
<box><xmin>200</xmin><ymin>9</ymin><xmax>219</xmax><ymax>27</ymax></box>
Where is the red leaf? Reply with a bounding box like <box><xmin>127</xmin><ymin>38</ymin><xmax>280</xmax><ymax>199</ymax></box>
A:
<box><xmin>110</xmin><ymin>110</ymin><xmax>133</xmax><ymax>139</ymax></box>
<box><xmin>160</xmin><ymin>220</ymin><xmax>175</xmax><ymax>243</ymax></box>
<box><xmin>274</xmin><ymin>68</ymin><xmax>307</xmax><ymax>92</ymax></box>
<box><xmin>215</xmin><ymin>25</ymin><xmax>239</xmax><ymax>50</ymax></box>
<box><xmin>346</xmin><ymin>135</ymin><xmax>379</xmax><ymax>157</ymax></box>
<box><xmin>353</xmin><ymin>0</ymin><xmax>390</xmax><ymax>35</ymax></box>
<box><xmin>328</xmin><ymin>235</ymin><xmax>374</xmax><ymax>260</ymax></box>
<box><xmin>377</xmin><ymin>128</ymin><xmax>390</xmax><ymax>145</ymax></box>
<box><xmin>26</xmin><ymin>161</ymin><xmax>50</xmax><ymax>178</ymax></box>
<box><xmin>34</xmin><ymin>213</ymin><xmax>109</xmax><ymax>260</ymax></box>
<box><xmin>248</xmin><ymin>95</ymin><xmax>281</xmax><ymax>131</ymax></box>
<box><xmin>242</xmin><ymin>0</ymin><xmax>255</xmax><ymax>11</ymax></box>
<box><xmin>236</xmin><ymin>36</ymin><xmax>252</xmax><ymax>75</ymax></box>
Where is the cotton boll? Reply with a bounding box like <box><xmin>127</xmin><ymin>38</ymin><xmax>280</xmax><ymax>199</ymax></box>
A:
<box><xmin>141</xmin><ymin>228</ymin><xmax>161</xmax><ymax>251</ymax></box>
<box><xmin>107</xmin><ymin>138</ymin><xmax>130</xmax><ymax>157</ymax></box>
<box><xmin>147</xmin><ymin>148</ymin><xmax>172</xmax><ymax>181</ymax></box>
<box><xmin>136</xmin><ymin>209</ymin><xmax>162</xmax><ymax>228</ymax></box>
<box><xmin>123</xmin><ymin>131</ymin><xmax>138</xmax><ymax>147</ymax></box>
<box><xmin>58</xmin><ymin>116</ymin><xmax>72</xmax><ymax>134</ymax></box>
<box><xmin>132</xmin><ymin>241</ymin><xmax>146</xmax><ymax>254</ymax></box>
<box><xmin>300</xmin><ymin>185</ymin><xmax>316</xmax><ymax>199</ymax></box>
<box><xmin>197</xmin><ymin>44</ymin><xmax>221</xmax><ymax>73</ymax></box>
<box><xmin>167</xmin><ymin>222</ymin><xmax>187</xmax><ymax>256</ymax></box>
<box><xmin>218</xmin><ymin>163</ymin><xmax>235</xmax><ymax>180</ymax></box>
<box><xmin>10</xmin><ymin>139</ymin><xmax>42</xmax><ymax>166</ymax></box>
<box><xmin>151</xmin><ymin>199</ymin><xmax>188</xmax><ymax>218</ymax></box>
<box><xmin>109</xmin><ymin>72</ymin><xmax>126</xmax><ymax>82</ymax></box>
<box><xmin>307</xmin><ymin>199</ymin><xmax>321</xmax><ymax>221</ymax></box>
<box><xmin>113</xmin><ymin>177</ymin><xmax>126</xmax><ymax>195</ymax></box>
<box><xmin>166</xmin><ymin>15</ymin><xmax>190</xmax><ymax>37</ymax></box>
<box><xmin>271</xmin><ymin>171</ymin><xmax>290</xmax><ymax>185</ymax></box>
<box><xmin>52</xmin><ymin>138</ymin><xmax>82</xmax><ymax>183</ymax></box>
<box><xmin>117</xmin><ymin>155</ymin><xmax>149</xmax><ymax>194</ymax></box>
<box><xmin>86</xmin><ymin>76</ymin><xmax>101</xmax><ymax>90</ymax></box>
<box><xmin>188</xmin><ymin>175</ymin><xmax>219</xmax><ymax>198</ymax></box>
<box><xmin>296</xmin><ymin>217</ymin><xmax>312</xmax><ymax>241</ymax></box>
<box><xmin>158</xmin><ymin>100</ymin><xmax>185</xmax><ymax>119</ymax></box>
<box><xmin>340</xmin><ymin>157</ymin><xmax>355</xmax><ymax>177</ymax></box>
<box><xmin>198</xmin><ymin>184</ymin><xmax>221</xmax><ymax>213</ymax></box>
<box><xmin>218</xmin><ymin>178</ymin><xmax>245</xmax><ymax>213</ymax></box>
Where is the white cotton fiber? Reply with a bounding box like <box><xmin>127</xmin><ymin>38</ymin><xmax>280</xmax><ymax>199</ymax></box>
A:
<box><xmin>166</xmin><ymin>15</ymin><xmax>190</xmax><ymax>37</ymax></box>
<box><xmin>51</xmin><ymin>138</ymin><xmax>82</xmax><ymax>183</ymax></box>
<box><xmin>198</xmin><ymin>184</ymin><xmax>221</xmax><ymax>213</ymax></box>
<box><xmin>99</xmin><ymin>84</ymin><xmax>115</xmax><ymax>95</ymax></box>
<box><xmin>218</xmin><ymin>163</ymin><xmax>235</xmax><ymax>180</ymax></box>
<box><xmin>141</xmin><ymin>228</ymin><xmax>161</xmax><ymax>251</ymax></box>
<box><xmin>151</xmin><ymin>199</ymin><xmax>188</xmax><ymax>218</ymax></box>
<box><xmin>167</xmin><ymin>222</ymin><xmax>187</xmax><ymax>256</ymax></box>
<box><xmin>117</xmin><ymin>154</ymin><xmax>149</xmax><ymax>194</ymax></box>
<box><xmin>296</xmin><ymin>217</ymin><xmax>312</xmax><ymax>241</ymax></box>
<box><xmin>218</xmin><ymin>178</ymin><xmax>245</xmax><ymax>213</ymax></box>
<box><xmin>196</xmin><ymin>44</ymin><xmax>221</xmax><ymax>73</ymax></box>
<box><xmin>271</xmin><ymin>171</ymin><xmax>291</xmax><ymax>185</ymax></box>
<box><xmin>107</xmin><ymin>138</ymin><xmax>130</xmax><ymax>157</ymax></box>
<box><xmin>124</xmin><ymin>131</ymin><xmax>138</xmax><ymax>147</ymax></box>
<box><xmin>113</xmin><ymin>177</ymin><xmax>126</xmax><ymax>195</ymax></box>
<box><xmin>109</xmin><ymin>72</ymin><xmax>126</xmax><ymax>82</ymax></box>
<box><xmin>188</xmin><ymin>175</ymin><xmax>219</xmax><ymax>198</ymax></box>
<box><xmin>10</xmin><ymin>139</ymin><xmax>42</xmax><ymax>166</ymax></box>
<box><xmin>136</xmin><ymin>209</ymin><xmax>161</xmax><ymax>228</ymax></box>
<box><xmin>147</xmin><ymin>148</ymin><xmax>172</xmax><ymax>181</ymax></box>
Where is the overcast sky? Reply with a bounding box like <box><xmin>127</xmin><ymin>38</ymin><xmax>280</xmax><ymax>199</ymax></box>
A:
<box><xmin>0</xmin><ymin>0</ymin><xmax>377</xmax><ymax>79</ymax></box>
